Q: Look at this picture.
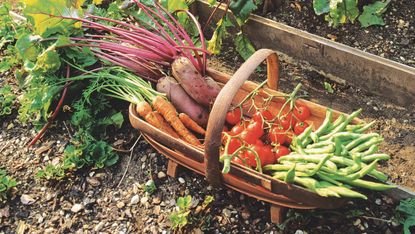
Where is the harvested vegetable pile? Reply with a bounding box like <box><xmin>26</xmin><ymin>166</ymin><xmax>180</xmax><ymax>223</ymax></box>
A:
<box><xmin>220</xmin><ymin>83</ymin><xmax>395</xmax><ymax>199</ymax></box>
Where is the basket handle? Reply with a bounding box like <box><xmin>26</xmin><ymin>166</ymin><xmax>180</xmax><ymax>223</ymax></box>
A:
<box><xmin>204</xmin><ymin>49</ymin><xmax>280</xmax><ymax>188</ymax></box>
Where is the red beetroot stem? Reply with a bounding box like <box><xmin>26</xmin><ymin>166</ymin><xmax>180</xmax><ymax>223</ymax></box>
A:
<box><xmin>28</xmin><ymin>65</ymin><xmax>71</xmax><ymax>147</ymax></box>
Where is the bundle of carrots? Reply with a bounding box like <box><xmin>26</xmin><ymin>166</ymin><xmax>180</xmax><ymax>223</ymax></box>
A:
<box><xmin>90</xmin><ymin>67</ymin><xmax>206</xmax><ymax>147</ymax></box>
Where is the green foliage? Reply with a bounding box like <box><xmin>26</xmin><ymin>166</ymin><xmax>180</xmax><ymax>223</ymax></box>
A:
<box><xmin>144</xmin><ymin>179</ymin><xmax>156</xmax><ymax>194</ymax></box>
<box><xmin>169</xmin><ymin>195</ymin><xmax>214</xmax><ymax>230</ymax></box>
<box><xmin>0</xmin><ymin>169</ymin><xmax>17</xmax><ymax>200</ymax></box>
<box><xmin>0</xmin><ymin>85</ymin><xmax>16</xmax><ymax>116</ymax></box>
<box><xmin>207</xmin><ymin>0</ymin><xmax>258</xmax><ymax>60</ymax></box>
<box><xmin>358</xmin><ymin>0</ymin><xmax>390</xmax><ymax>28</ymax></box>
<box><xmin>323</xmin><ymin>81</ymin><xmax>334</xmax><ymax>93</ymax></box>
<box><xmin>36</xmin><ymin>95</ymin><xmax>123</xmax><ymax>180</ymax></box>
<box><xmin>397</xmin><ymin>198</ymin><xmax>415</xmax><ymax>234</ymax></box>
<box><xmin>313</xmin><ymin>0</ymin><xmax>390</xmax><ymax>28</ymax></box>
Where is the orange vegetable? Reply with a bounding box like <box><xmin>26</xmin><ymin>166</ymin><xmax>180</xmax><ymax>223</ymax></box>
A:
<box><xmin>179</xmin><ymin>113</ymin><xmax>206</xmax><ymax>135</ymax></box>
<box><xmin>152</xmin><ymin>96</ymin><xmax>201</xmax><ymax>146</ymax></box>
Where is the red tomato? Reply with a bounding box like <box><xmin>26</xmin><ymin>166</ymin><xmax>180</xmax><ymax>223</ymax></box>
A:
<box><xmin>274</xmin><ymin>145</ymin><xmax>290</xmax><ymax>160</ymax></box>
<box><xmin>240</xmin><ymin>130</ymin><xmax>259</xmax><ymax>145</ymax></box>
<box><xmin>230</xmin><ymin>124</ymin><xmax>245</xmax><ymax>136</ymax></box>
<box><xmin>252</xmin><ymin>110</ymin><xmax>274</xmax><ymax>124</ymax></box>
<box><xmin>268</xmin><ymin>125</ymin><xmax>287</xmax><ymax>145</ymax></box>
<box><xmin>293</xmin><ymin>105</ymin><xmax>311</xmax><ymax>122</ymax></box>
<box><xmin>294</xmin><ymin>121</ymin><xmax>309</xmax><ymax>135</ymax></box>
<box><xmin>278</xmin><ymin>113</ymin><xmax>296</xmax><ymax>130</ymax></box>
<box><xmin>226</xmin><ymin>108</ymin><xmax>242</xmax><ymax>125</ymax></box>
<box><xmin>239</xmin><ymin>150</ymin><xmax>257</xmax><ymax>168</ymax></box>
<box><xmin>246</xmin><ymin>121</ymin><xmax>264</xmax><ymax>138</ymax></box>
<box><xmin>227</xmin><ymin>138</ymin><xmax>243</xmax><ymax>154</ymax></box>
<box><xmin>285</xmin><ymin>131</ymin><xmax>293</xmax><ymax>145</ymax></box>
<box><xmin>258</xmin><ymin>144</ymin><xmax>275</xmax><ymax>166</ymax></box>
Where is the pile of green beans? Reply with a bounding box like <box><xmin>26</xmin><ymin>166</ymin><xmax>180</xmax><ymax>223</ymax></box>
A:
<box><xmin>263</xmin><ymin>108</ymin><xmax>395</xmax><ymax>199</ymax></box>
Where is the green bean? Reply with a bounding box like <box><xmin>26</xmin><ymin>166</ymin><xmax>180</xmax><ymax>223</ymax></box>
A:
<box><xmin>346</xmin><ymin>124</ymin><xmax>364</xmax><ymax>132</ymax></box>
<box><xmin>327</xmin><ymin>114</ymin><xmax>346</xmax><ymax>132</ymax></box>
<box><xmin>318</xmin><ymin>181</ymin><xmax>367</xmax><ymax>199</ymax></box>
<box><xmin>329</xmin><ymin>132</ymin><xmax>362</xmax><ymax>142</ymax></box>
<box><xmin>320</xmin><ymin>109</ymin><xmax>362</xmax><ymax>140</ymax></box>
<box><xmin>338</xmin><ymin>163</ymin><xmax>361</xmax><ymax>175</ymax></box>
<box><xmin>284</xmin><ymin>163</ymin><xmax>296</xmax><ymax>183</ymax></box>
<box><xmin>362</xmin><ymin>154</ymin><xmax>390</xmax><ymax>163</ymax></box>
<box><xmin>343</xmin><ymin>179</ymin><xmax>396</xmax><ymax>191</ymax></box>
<box><xmin>334</xmin><ymin>137</ymin><xmax>342</xmax><ymax>155</ymax></box>
<box><xmin>358</xmin><ymin>144</ymin><xmax>379</xmax><ymax>157</ymax></box>
<box><xmin>350</xmin><ymin>137</ymin><xmax>384</xmax><ymax>153</ymax></box>
<box><xmin>316</xmin><ymin>172</ymin><xmax>343</xmax><ymax>186</ymax></box>
<box><xmin>279</xmin><ymin>154</ymin><xmax>338</xmax><ymax>171</ymax></box>
<box><xmin>345</xmin><ymin>159</ymin><xmax>379</xmax><ymax>180</ymax></box>
<box><xmin>355</xmin><ymin>120</ymin><xmax>376</xmax><ymax>133</ymax></box>
<box><xmin>345</xmin><ymin>133</ymin><xmax>379</xmax><ymax>151</ymax></box>
<box><xmin>306</xmin><ymin>141</ymin><xmax>334</xmax><ymax>149</ymax></box>
<box><xmin>330</xmin><ymin>156</ymin><xmax>387</xmax><ymax>181</ymax></box>
<box><xmin>273</xmin><ymin>171</ymin><xmax>309</xmax><ymax>178</ymax></box>
<box><xmin>298</xmin><ymin>125</ymin><xmax>313</xmax><ymax>143</ymax></box>
<box><xmin>304</xmin><ymin>144</ymin><xmax>335</xmax><ymax>154</ymax></box>
<box><xmin>314</xmin><ymin>109</ymin><xmax>333</xmax><ymax>136</ymax></box>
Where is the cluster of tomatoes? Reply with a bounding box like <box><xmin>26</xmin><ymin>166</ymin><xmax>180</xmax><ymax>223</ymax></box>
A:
<box><xmin>222</xmin><ymin>104</ymin><xmax>312</xmax><ymax>169</ymax></box>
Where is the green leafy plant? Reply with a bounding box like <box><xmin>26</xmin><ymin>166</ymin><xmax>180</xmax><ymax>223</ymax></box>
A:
<box><xmin>313</xmin><ymin>0</ymin><xmax>390</xmax><ymax>28</ymax></box>
<box><xmin>144</xmin><ymin>179</ymin><xmax>157</xmax><ymax>195</ymax></box>
<box><xmin>169</xmin><ymin>195</ymin><xmax>214</xmax><ymax>230</ymax></box>
<box><xmin>0</xmin><ymin>169</ymin><xmax>17</xmax><ymax>201</ymax></box>
<box><xmin>397</xmin><ymin>198</ymin><xmax>415</xmax><ymax>234</ymax></box>
<box><xmin>0</xmin><ymin>85</ymin><xmax>16</xmax><ymax>116</ymax></box>
<box><xmin>206</xmin><ymin>0</ymin><xmax>257</xmax><ymax>60</ymax></box>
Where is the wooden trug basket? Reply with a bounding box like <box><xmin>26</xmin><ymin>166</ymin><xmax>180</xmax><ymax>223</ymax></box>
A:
<box><xmin>129</xmin><ymin>49</ymin><xmax>357</xmax><ymax>223</ymax></box>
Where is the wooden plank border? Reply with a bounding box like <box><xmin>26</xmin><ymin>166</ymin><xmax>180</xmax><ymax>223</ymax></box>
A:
<box><xmin>194</xmin><ymin>0</ymin><xmax>415</xmax><ymax>106</ymax></box>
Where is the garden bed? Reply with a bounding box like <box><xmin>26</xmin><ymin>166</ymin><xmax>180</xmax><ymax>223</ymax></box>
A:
<box><xmin>1</xmin><ymin>41</ymin><xmax>413</xmax><ymax>233</ymax></box>
<box><xmin>195</xmin><ymin>0</ymin><xmax>415</xmax><ymax>106</ymax></box>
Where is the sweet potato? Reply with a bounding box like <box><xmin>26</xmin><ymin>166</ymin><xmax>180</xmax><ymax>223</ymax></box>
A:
<box><xmin>171</xmin><ymin>56</ymin><xmax>221</xmax><ymax>107</ymax></box>
<box><xmin>157</xmin><ymin>76</ymin><xmax>209</xmax><ymax>127</ymax></box>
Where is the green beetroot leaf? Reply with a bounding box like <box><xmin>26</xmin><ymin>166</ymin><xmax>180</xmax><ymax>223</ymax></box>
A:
<box><xmin>171</xmin><ymin>56</ymin><xmax>221</xmax><ymax>107</ymax></box>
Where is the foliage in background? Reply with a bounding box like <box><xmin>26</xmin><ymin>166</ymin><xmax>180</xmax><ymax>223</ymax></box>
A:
<box><xmin>169</xmin><ymin>195</ymin><xmax>214</xmax><ymax>230</ymax></box>
<box><xmin>397</xmin><ymin>198</ymin><xmax>415</xmax><ymax>234</ymax></box>
<box><xmin>0</xmin><ymin>85</ymin><xmax>16</xmax><ymax>116</ymax></box>
<box><xmin>206</xmin><ymin>0</ymin><xmax>257</xmax><ymax>60</ymax></box>
<box><xmin>313</xmin><ymin>0</ymin><xmax>391</xmax><ymax>28</ymax></box>
<box><xmin>0</xmin><ymin>169</ymin><xmax>17</xmax><ymax>201</ymax></box>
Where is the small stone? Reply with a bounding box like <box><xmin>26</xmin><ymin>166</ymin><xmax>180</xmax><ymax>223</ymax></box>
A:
<box><xmin>294</xmin><ymin>230</ymin><xmax>304</xmax><ymax>234</ymax></box>
<box><xmin>375</xmin><ymin>198</ymin><xmax>381</xmax><ymax>205</ymax></box>
<box><xmin>0</xmin><ymin>206</ymin><xmax>10</xmax><ymax>218</ymax></box>
<box><xmin>141</xmin><ymin>196</ymin><xmax>149</xmax><ymax>205</ymax></box>
<box><xmin>94</xmin><ymin>221</ymin><xmax>105</xmax><ymax>232</ymax></box>
<box><xmin>71</xmin><ymin>204</ymin><xmax>84</xmax><ymax>213</ymax></box>
<box><xmin>141</xmin><ymin>155</ymin><xmax>147</xmax><ymax>162</ymax></box>
<box><xmin>35</xmin><ymin>145</ymin><xmax>52</xmax><ymax>155</ymax></box>
<box><xmin>178</xmin><ymin>177</ymin><xmax>185</xmax><ymax>184</ymax></box>
<box><xmin>152</xmin><ymin>197</ymin><xmax>161</xmax><ymax>205</ymax></box>
<box><xmin>130</xmin><ymin>195</ymin><xmax>139</xmax><ymax>205</ymax></box>
<box><xmin>116</xmin><ymin>201</ymin><xmax>125</xmax><ymax>209</ymax></box>
<box><xmin>241</xmin><ymin>209</ymin><xmax>250</xmax><ymax>220</ymax></box>
<box><xmin>373</xmin><ymin>106</ymin><xmax>379</xmax><ymax>111</ymax></box>
<box><xmin>154</xmin><ymin>205</ymin><xmax>161</xmax><ymax>215</ymax></box>
<box><xmin>157</xmin><ymin>171</ymin><xmax>166</xmax><ymax>179</ymax></box>
<box><xmin>20</xmin><ymin>194</ymin><xmax>36</xmax><ymax>205</ymax></box>
<box><xmin>86</xmin><ymin>177</ymin><xmax>100</xmax><ymax>187</ymax></box>
<box><xmin>354</xmin><ymin>219</ymin><xmax>361</xmax><ymax>226</ymax></box>
<box><xmin>222</xmin><ymin>208</ymin><xmax>231</xmax><ymax>217</ymax></box>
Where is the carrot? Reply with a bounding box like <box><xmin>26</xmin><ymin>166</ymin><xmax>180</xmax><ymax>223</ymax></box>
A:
<box><xmin>136</xmin><ymin>101</ymin><xmax>152</xmax><ymax>117</ymax></box>
<box><xmin>152</xmin><ymin>96</ymin><xmax>201</xmax><ymax>146</ymax></box>
<box><xmin>153</xmin><ymin>111</ymin><xmax>180</xmax><ymax>138</ymax></box>
<box><xmin>179</xmin><ymin>113</ymin><xmax>206</xmax><ymax>135</ymax></box>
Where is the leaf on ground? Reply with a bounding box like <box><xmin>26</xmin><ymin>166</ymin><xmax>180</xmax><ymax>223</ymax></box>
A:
<box><xmin>358</xmin><ymin>0</ymin><xmax>390</xmax><ymax>28</ymax></box>
<box><xmin>326</xmin><ymin>0</ymin><xmax>359</xmax><ymax>27</ymax></box>
<box><xmin>324</xmin><ymin>82</ymin><xmax>334</xmax><ymax>93</ymax></box>
<box><xmin>234</xmin><ymin>31</ymin><xmax>256</xmax><ymax>60</ymax></box>
<box><xmin>313</xmin><ymin>0</ymin><xmax>330</xmax><ymax>15</ymax></box>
